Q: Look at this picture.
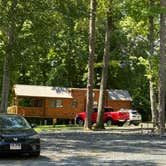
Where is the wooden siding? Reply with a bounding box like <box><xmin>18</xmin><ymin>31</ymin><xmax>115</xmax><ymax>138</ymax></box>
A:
<box><xmin>71</xmin><ymin>89</ymin><xmax>108</xmax><ymax>109</ymax></box>
<box><xmin>107</xmin><ymin>100</ymin><xmax>131</xmax><ymax>111</ymax></box>
<box><xmin>45</xmin><ymin>98</ymin><xmax>74</xmax><ymax>119</ymax></box>
<box><xmin>8</xmin><ymin>106</ymin><xmax>44</xmax><ymax>117</ymax></box>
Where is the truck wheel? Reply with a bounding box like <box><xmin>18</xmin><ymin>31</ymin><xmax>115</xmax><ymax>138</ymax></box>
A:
<box><xmin>118</xmin><ymin>122</ymin><xmax>124</xmax><ymax>127</ymax></box>
<box><xmin>76</xmin><ymin>118</ymin><xmax>84</xmax><ymax>126</ymax></box>
<box><xmin>134</xmin><ymin>122</ymin><xmax>140</xmax><ymax>126</ymax></box>
<box><xmin>106</xmin><ymin>118</ymin><xmax>113</xmax><ymax>126</ymax></box>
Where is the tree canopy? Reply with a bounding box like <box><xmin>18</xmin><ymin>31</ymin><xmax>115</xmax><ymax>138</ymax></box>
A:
<box><xmin>0</xmin><ymin>0</ymin><xmax>165</xmax><ymax>122</ymax></box>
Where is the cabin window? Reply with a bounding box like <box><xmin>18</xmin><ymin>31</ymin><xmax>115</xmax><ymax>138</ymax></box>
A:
<box><xmin>56</xmin><ymin>100</ymin><xmax>62</xmax><ymax>107</ymax></box>
<box><xmin>93</xmin><ymin>101</ymin><xmax>98</xmax><ymax>107</ymax></box>
<box><xmin>50</xmin><ymin>100</ymin><xmax>54</xmax><ymax>108</ymax></box>
<box><xmin>32</xmin><ymin>99</ymin><xmax>43</xmax><ymax>107</ymax></box>
<box><xmin>18</xmin><ymin>98</ymin><xmax>31</xmax><ymax>107</ymax></box>
<box><xmin>72</xmin><ymin>100</ymin><xmax>78</xmax><ymax>108</ymax></box>
<box><xmin>50</xmin><ymin>100</ymin><xmax>63</xmax><ymax>108</ymax></box>
<box><xmin>93</xmin><ymin>108</ymin><xmax>98</xmax><ymax>113</ymax></box>
<box><xmin>18</xmin><ymin>98</ymin><xmax>43</xmax><ymax>107</ymax></box>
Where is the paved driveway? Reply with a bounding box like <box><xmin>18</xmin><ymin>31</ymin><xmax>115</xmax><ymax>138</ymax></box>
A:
<box><xmin>0</xmin><ymin>130</ymin><xmax>166</xmax><ymax>166</ymax></box>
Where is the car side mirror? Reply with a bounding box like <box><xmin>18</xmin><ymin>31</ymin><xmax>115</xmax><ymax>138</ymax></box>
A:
<box><xmin>31</xmin><ymin>123</ymin><xmax>37</xmax><ymax>128</ymax></box>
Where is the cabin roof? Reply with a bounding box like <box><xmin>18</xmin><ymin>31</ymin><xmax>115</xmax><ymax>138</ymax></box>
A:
<box><xmin>14</xmin><ymin>84</ymin><xmax>73</xmax><ymax>98</ymax></box>
<box><xmin>13</xmin><ymin>84</ymin><xmax>132</xmax><ymax>101</ymax></box>
<box><xmin>108</xmin><ymin>90</ymin><xmax>132</xmax><ymax>101</ymax></box>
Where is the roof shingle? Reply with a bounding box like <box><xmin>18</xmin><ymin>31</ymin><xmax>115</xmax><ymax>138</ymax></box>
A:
<box><xmin>108</xmin><ymin>90</ymin><xmax>132</xmax><ymax>101</ymax></box>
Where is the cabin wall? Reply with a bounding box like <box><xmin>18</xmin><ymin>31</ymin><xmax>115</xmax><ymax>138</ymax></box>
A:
<box><xmin>44</xmin><ymin>89</ymin><xmax>102</xmax><ymax>119</ymax></box>
<box><xmin>71</xmin><ymin>89</ymin><xmax>108</xmax><ymax>109</ymax></box>
<box><xmin>18</xmin><ymin>106</ymin><xmax>44</xmax><ymax>117</ymax></box>
<box><xmin>10</xmin><ymin>88</ymin><xmax>132</xmax><ymax>122</ymax></box>
<box><xmin>107</xmin><ymin>100</ymin><xmax>131</xmax><ymax>111</ymax></box>
<box><xmin>45</xmin><ymin>98</ymin><xmax>73</xmax><ymax>119</ymax></box>
<box><xmin>71</xmin><ymin>89</ymin><xmax>86</xmax><ymax>113</ymax></box>
<box><xmin>43</xmin><ymin>91</ymin><xmax>131</xmax><ymax>119</ymax></box>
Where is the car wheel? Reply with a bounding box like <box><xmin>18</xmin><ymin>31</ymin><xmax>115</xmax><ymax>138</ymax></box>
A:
<box><xmin>76</xmin><ymin>118</ymin><xmax>84</xmax><ymax>126</ymax></box>
<box><xmin>106</xmin><ymin>118</ymin><xmax>113</xmax><ymax>126</ymax></box>
<box><xmin>118</xmin><ymin>122</ymin><xmax>124</xmax><ymax>127</ymax></box>
<box><xmin>134</xmin><ymin>122</ymin><xmax>140</xmax><ymax>126</ymax></box>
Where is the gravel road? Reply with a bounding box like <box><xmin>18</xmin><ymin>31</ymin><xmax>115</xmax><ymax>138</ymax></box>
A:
<box><xmin>0</xmin><ymin>129</ymin><xmax>166</xmax><ymax>166</ymax></box>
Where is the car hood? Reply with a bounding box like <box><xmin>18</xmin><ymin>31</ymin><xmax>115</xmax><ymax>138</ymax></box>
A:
<box><xmin>0</xmin><ymin>128</ymin><xmax>37</xmax><ymax>137</ymax></box>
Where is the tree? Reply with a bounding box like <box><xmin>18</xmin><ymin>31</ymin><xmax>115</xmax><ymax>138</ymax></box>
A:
<box><xmin>95</xmin><ymin>0</ymin><xmax>112</xmax><ymax>130</ymax></box>
<box><xmin>0</xmin><ymin>0</ymin><xmax>17</xmax><ymax>113</ymax></box>
<box><xmin>149</xmin><ymin>0</ymin><xmax>158</xmax><ymax>130</ymax></box>
<box><xmin>158</xmin><ymin>0</ymin><xmax>166</xmax><ymax>136</ymax></box>
<box><xmin>117</xmin><ymin>0</ymin><xmax>160</xmax><ymax>122</ymax></box>
<box><xmin>84</xmin><ymin>0</ymin><xmax>97</xmax><ymax>130</ymax></box>
<box><xmin>0</xmin><ymin>0</ymin><xmax>163</xmax><ymax>124</ymax></box>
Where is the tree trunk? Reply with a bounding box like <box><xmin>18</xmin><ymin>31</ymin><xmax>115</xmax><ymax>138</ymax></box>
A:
<box><xmin>158</xmin><ymin>0</ymin><xmax>166</xmax><ymax>136</ymax></box>
<box><xmin>0</xmin><ymin>0</ymin><xmax>16</xmax><ymax>113</ymax></box>
<box><xmin>95</xmin><ymin>0</ymin><xmax>112</xmax><ymax>130</ymax></box>
<box><xmin>84</xmin><ymin>0</ymin><xmax>96</xmax><ymax>130</ymax></box>
<box><xmin>0</xmin><ymin>50</ymin><xmax>11</xmax><ymax>113</ymax></box>
<box><xmin>149</xmin><ymin>0</ymin><xmax>158</xmax><ymax>129</ymax></box>
<box><xmin>149</xmin><ymin>81</ymin><xmax>157</xmax><ymax>128</ymax></box>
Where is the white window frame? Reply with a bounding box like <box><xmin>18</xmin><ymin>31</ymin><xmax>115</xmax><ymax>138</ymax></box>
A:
<box><xmin>50</xmin><ymin>100</ymin><xmax>63</xmax><ymax>108</ymax></box>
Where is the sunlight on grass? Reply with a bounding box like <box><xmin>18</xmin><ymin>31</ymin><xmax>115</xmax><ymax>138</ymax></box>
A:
<box><xmin>35</xmin><ymin>125</ymin><xmax>83</xmax><ymax>133</ymax></box>
<box><xmin>35</xmin><ymin>123</ymin><xmax>154</xmax><ymax>133</ymax></box>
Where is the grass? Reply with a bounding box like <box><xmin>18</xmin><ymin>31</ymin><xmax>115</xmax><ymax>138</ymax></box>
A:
<box><xmin>35</xmin><ymin>124</ymin><xmax>122</xmax><ymax>133</ymax></box>
<box><xmin>35</xmin><ymin>124</ymin><xmax>83</xmax><ymax>133</ymax></box>
<box><xmin>34</xmin><ymin>123</ymin><xmax>158</xmax><ymax>133</ymax></box>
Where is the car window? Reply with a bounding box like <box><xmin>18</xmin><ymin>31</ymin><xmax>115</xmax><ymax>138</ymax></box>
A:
<box><xmin>104</xmin><ymin>108</ymin><xmax>113</xmax><ymax>112</ymax></box>
<box><xmin>132</xmin><ymin>111</ymin><xmax>138</xmax><ymax>115</ymax></box>
<box><xmin>0</xmin><ymin>116</ymin><xmax>31</xmax><ymax>129</ymax></box>
<box><xmin>93</xmin><ymin>108</ymin><xmax>98</xmax><ymax>113</ymax></box>
<box><xmin>92</xmin><ymin>108</ymin><xmax>113</xmax><ymax>112</ymax></box>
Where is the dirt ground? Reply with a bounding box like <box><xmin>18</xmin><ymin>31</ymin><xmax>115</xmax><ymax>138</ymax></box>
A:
<box><xmin>0</xmin><ymin>128</ymin><xmax>166</xmax><ymax>166</ymax></box>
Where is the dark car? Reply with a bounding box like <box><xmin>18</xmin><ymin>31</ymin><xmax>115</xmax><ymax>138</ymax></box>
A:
<box><xmin>0</xmin><ymin>114</ymin><xmax>40</xmax><ymax>157</ymax></box>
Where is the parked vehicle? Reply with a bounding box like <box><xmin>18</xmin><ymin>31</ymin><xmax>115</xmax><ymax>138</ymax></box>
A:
<box><xmin>119</xmin><ymin>109</ymin><xmax>142</xmax><ymax>126</ymax></box>
<box><xmin>0</xmin><ymin>114</ymin><xmax>40</xmax><ymax>156</ymax></box>
<box><xmin>75</xmin><ymin>107</ymin><xmax>129</xmax><ymax>126</ymax></box>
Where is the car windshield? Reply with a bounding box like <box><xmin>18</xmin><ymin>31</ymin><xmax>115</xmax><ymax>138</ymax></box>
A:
<box><xmin>0</xmin><ymin>115</ymin><xmax>31</xmax><ymax>130</ymax></box>
<box><xmin>132</xmin><ymin>111</ymin><xmax>138</xmax><ymax>114</ymax></box>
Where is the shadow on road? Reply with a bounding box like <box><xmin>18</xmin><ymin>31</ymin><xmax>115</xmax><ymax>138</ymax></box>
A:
<box><xmin>0</xmin><ymin>130</ymin><xmax>165</xmax><ymax>166</ymax></box>
<box><xmin>41</xmin><ymin>131</ymin><xmax>166</xmax><ymax>155</ymax></box>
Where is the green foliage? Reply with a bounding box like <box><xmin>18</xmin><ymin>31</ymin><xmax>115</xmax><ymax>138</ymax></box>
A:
<box><xmin>0</xmin><ymin>0</ymin><xmax>161</xmax><ymax>120</ymax></box>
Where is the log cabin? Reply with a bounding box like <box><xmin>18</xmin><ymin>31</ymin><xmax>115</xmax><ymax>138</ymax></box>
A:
<box><xmin>8</xmin><ymin>84</ymin><xmax>132</xmax><ymax>124</ymax></box>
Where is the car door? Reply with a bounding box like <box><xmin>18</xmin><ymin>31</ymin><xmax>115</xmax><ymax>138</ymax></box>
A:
<box><xmin>91</xmin><ymin>108</ymin><xmax>97</xmax><ymax>122</ymax></box>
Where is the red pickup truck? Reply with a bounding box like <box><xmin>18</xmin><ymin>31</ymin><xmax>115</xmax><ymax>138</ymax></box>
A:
<box><xmin>75</xmin><ymin>107</ymin><xmax>129</xmax><ymax>126</ymax></box>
